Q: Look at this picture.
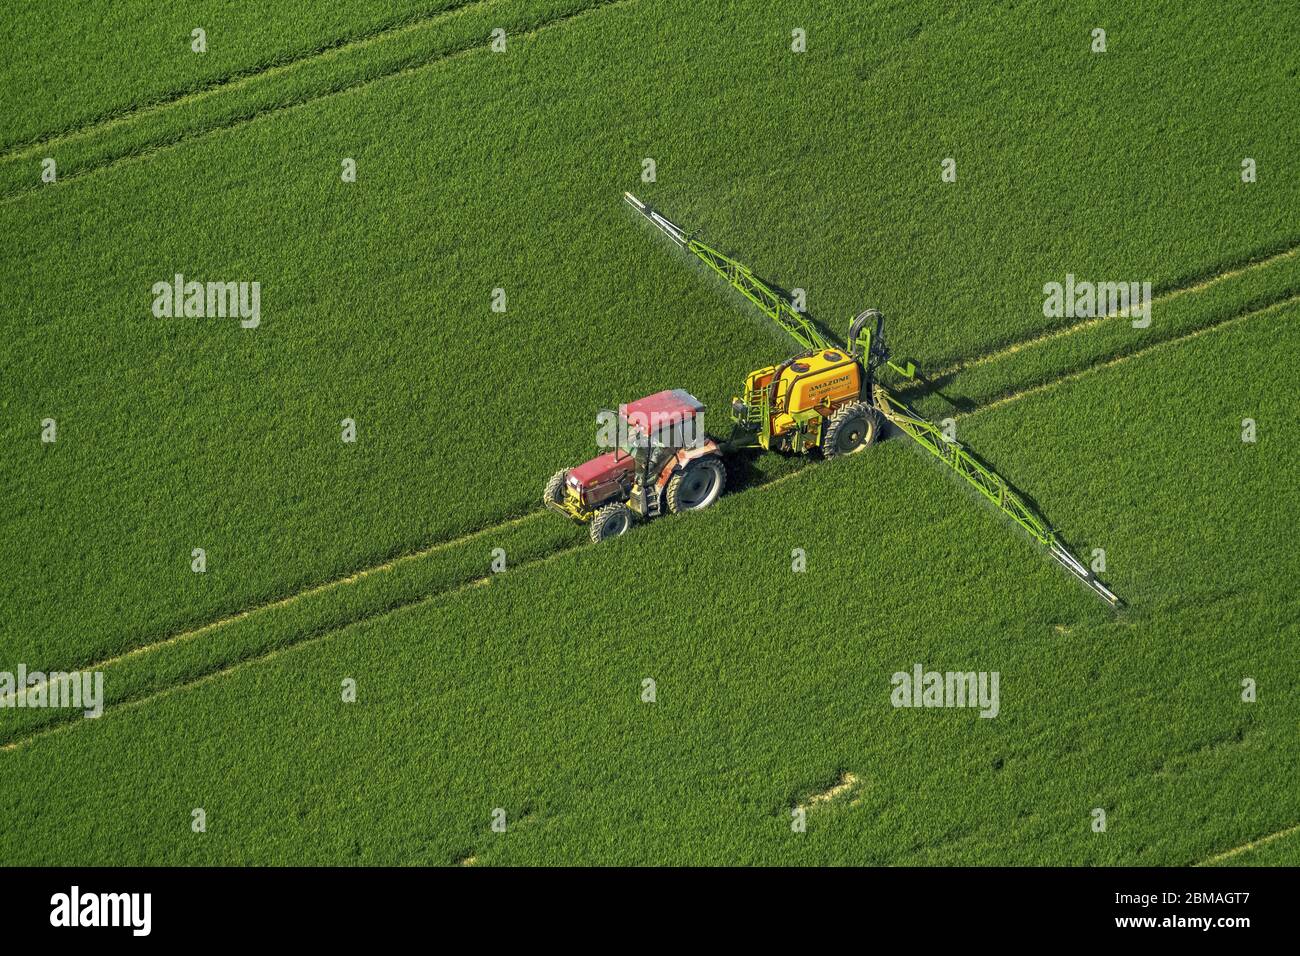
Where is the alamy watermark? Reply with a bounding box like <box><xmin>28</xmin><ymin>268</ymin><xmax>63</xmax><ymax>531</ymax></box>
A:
<box><xmin>0</xmin><ymin>666</ymin><xmax>103</xmax><ymax>718</ymax></box>
<box><xmin>50</xmin><ymin>886</ymin><xmax>150</xmax><ymax>936</ymax></box>
<box><xmin>595</xmin><ymin>405</ymin><xmax>704</xmax><ymax>452</ymax></box>
<box><xmin>890</xmin><ymin>663</ymin><xmax>999</xmax><ymax>718</ymax></box>
<box><xmin>152</xmin><ymin>273</ymin><xmax>260</xmax><ymax>328</ymax></box>
<box><xmin>1043</xmin><ymin>274</ymin><xmax>1151</xmax><ymax>328</ymax></box>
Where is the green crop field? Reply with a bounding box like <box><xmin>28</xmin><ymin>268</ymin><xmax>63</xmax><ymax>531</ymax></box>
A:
<box><xmin>1</xmin><ymin>0</ymin><xmax>1296</xmax><ymax>868</ymax></box>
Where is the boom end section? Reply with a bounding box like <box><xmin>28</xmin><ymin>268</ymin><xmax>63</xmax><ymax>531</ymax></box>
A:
<box><xmin>1048</xmin><ymin>542</ymin><xmax>1125</xmax><ymax>610</ymax></box>
<box><xmin>623</xmin><ymin>192</ymin><xmax>687</xmax><ymax>247</ymax></box>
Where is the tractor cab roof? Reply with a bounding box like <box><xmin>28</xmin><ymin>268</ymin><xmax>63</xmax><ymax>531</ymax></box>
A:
<box><xmin>621</xmin><ymin>389</ymin><xmax>704</xmax><ymax>429</ymax></box>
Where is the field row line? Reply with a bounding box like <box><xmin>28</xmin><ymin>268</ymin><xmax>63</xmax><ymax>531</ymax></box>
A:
<box><xmin>961</xmin><ymin>292</ymin><xmax>1300</xmax><ymax>420</ymax></box>
<box><xmin>0</xmin><ymin>510</ymin><xmax>543</xmax><ymax>705</ymax></box>
<box><xmin>4</xmin><ymin>289</ymin><xmax>1292</xmax><ymax>752</ymax></box>
<box><xmin>903</xmin><ymin>239</ymin><xmax>1300</xmax><ymax>389</ymax></box>
<box><xmin>1195</xmin><ymin>821</ymin><xmax>1300</xmax><ymax>866</ymax></box>
<box><xmin>0</xmin><ymin>0</ymin><xmax>639</xmax><ymax>205</ymax></box>
<box><xmin>0</xmin><ymin>539</ymin><xmax>584</xmax><ymax>753</ymax></box>
<box><xmin>0</xmin><ymin>0</ymin><xmax>492</xmax><ymax>158</ymax></box>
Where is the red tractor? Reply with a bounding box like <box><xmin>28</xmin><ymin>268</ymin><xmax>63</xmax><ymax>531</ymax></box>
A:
<box><xmin>543</xmin><ymin>389</ymin><xmax>727</xmax><ymax>542</ymax></box>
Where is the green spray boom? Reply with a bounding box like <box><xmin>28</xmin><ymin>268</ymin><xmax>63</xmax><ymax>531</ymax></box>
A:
<box><xmin>622</xmin><ymin>191</ymin><xmax>1123</xmax><ymax>610</ymax></box>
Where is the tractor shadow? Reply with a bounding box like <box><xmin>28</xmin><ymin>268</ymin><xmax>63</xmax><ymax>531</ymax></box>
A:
<box><xmin>720</xmin><ymin>447</ymin><xmax>791</xmax><ymax>495</ymax></box>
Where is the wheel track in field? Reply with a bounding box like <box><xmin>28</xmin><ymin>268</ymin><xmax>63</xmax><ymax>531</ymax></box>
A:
<box><xmin>0</xmin><ymin>0</ymin><xmax>488</xmax><ymax>156</ymax></box>
<box><xmin>0</xmin><ymin>508</ymin><xmax>544</xmax><ymax>704</ymax></box>
<box><xmin>4</xmin><ymin>286</ymin><xmax>1295</xmax><ymax>753</ymax></box>
<box><xmin>0</xmin><ymin>0</ymin><xmax>640</xmax><ymax>204</ymax></box>
<box><xmin>1196</xmin><ymin>821</ymin><xmax>1300</xmax><ymax>866</ymax></box>
<box><xmin>0</xmin><ymin>538</ymin><xmax>585</xmax><ymax>753</ymax></box>
<box><xmin>959</xmin><ymin>291</ymin><xmax>1300</xmax><ymax>419</ymax></box>
<box><xmin>898</xmin><ymin>237</ymin><xmax>1300</xmax><ymax>392</ymax></box>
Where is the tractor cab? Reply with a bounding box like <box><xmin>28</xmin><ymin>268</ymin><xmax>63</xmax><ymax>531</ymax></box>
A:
<box><xmin>619</xmin><ymin>389</ymin><xmax>706</xmax><ymax>458</ymax></box>
<box><xmin>543</xmin><ymin>389</ymin><xmax>727</xmax><ymax>542</ymax></box>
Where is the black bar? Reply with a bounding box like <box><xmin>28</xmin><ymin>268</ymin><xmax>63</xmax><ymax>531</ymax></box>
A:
<box><xmin>4</xmin><ymin>866</ymin><xmax>1289</xmax><ymax>941</ymax></box>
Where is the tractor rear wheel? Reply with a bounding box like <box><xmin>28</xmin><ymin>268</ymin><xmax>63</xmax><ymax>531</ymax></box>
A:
<box><xmin>666</xmin><ymin>456</ymin><xmax>726</xmax><ymax>514</ymax></box>
<box><xmin>823</xmin><ymin>402</ymin><xmax>877</xmax><ymax>458</ymax></box>
<box><xmin>543</xmin><ymin>469</ymin><xmax>568</xmax><ymax>506</ymax></box>
<box><xmin>590</xmin><ymin>502</ymin><xmax>634</xmax><ymax>543</ymax></box>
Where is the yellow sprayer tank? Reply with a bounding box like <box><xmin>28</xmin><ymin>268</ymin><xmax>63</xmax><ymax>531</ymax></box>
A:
<box><xmin>777</xmin><ymin>349</ymin><xmax>860</xmax><ymax>416</ymax></box>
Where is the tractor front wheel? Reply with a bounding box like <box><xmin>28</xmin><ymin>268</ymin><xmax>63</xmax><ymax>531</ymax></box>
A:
<box><xmin>590</xmin><ymin>502</ymin><xmax>634</xmax><ymax>543</ymax></box>
<box><xmin>543</xmin><ymin>469</ymin><xmax>569</xmax><ymax>507</ymax></box>
<box><xmin>823</xmin><ymin>402</ymin><xmax>878</xmax><ymax>458</ymax></box>
<box><xmin>666</xmin><ymin>456</ymin><xmax>727</xmax><ymax>514</ymax></box>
